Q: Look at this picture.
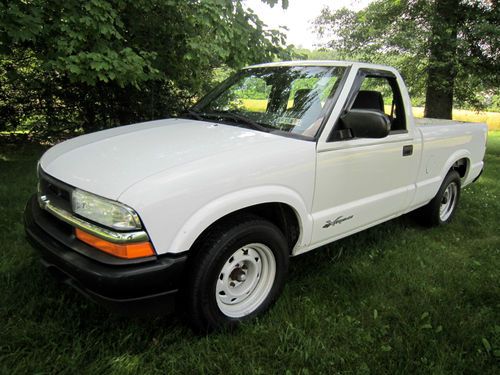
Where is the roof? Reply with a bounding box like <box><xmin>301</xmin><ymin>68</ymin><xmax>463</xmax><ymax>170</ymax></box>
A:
<box><xmin>244</xmin><ymin>60</ymin><xmax>397</xmax><ymax>72</ymax></box>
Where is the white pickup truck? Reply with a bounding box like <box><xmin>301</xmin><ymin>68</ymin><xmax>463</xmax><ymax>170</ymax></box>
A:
<box><xmin>25</xmin><ymin>61</ymin><xmax>487</xmax><ymax>331</ymax></box>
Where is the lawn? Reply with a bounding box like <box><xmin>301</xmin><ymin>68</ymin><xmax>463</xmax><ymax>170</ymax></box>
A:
<box><xmin>0</xmin><ymin>133</ymin><xmax>499</xmax><ymax>374</ymax></box>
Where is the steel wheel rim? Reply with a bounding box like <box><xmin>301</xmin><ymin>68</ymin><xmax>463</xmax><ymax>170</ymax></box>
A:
<box><xmin>215</xmin><ymin>243</ymin><xmax>276</xmax><ymax>318</ymax></box>
<box><xmin>439</xmin><ymin>182</ymin><xmax>458</xmax><ymax>221</ymax></box>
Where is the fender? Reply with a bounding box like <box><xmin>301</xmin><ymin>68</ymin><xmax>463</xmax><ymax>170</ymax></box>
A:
<box><xmin>169</xmin><ymin>185</ymin><xmax>313</xmax><ymax>255</ymax></box>
<box><xmin>439</xmin><ymin>149</ymin><xmax>471</xmax><ymax>181</ymax></box>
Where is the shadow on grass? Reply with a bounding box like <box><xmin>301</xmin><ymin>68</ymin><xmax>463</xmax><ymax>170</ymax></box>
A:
<box><xmin>288</xmin><ymin>213</ymin><xmax>422</xmax><ymax>280</ymax></box>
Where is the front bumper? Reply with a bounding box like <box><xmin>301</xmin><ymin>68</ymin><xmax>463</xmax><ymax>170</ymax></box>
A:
<box><xmin>24</xmin><ymin>194</ymin><xmax>187</xmax><ymax>315</ymax></box>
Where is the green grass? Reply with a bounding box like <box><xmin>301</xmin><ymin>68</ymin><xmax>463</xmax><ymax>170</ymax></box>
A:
<box><xmin>1</xmin><ymin>134</ymin><xmax>499</xmax><ymax>374</ymax></box>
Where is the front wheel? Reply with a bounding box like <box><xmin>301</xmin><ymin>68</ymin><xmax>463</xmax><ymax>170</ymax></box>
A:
<box><xmin>417</xmin><ymin>170</ymin><xmax>461</xmax><ymax>226</ymax></box>
<box><xmin>215</xmin><ymin>242</ymin><xmax>277</xmax><ymax>318</ymax></box>
<box><xmin>183</xmin><ymin>214</ymin><xmax>289</xmax><ymax>332</ymax></box>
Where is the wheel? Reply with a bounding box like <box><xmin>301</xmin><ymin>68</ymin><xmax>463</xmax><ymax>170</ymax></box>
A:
<box><xmin>182</xmin><ymin>214</ymin><xmax>289</xmax><ymax>332</ymax></box>
<box><xmin>417</xmin><ymin>170</ymin><xmax>461</xmax><ymax>226</ymax></box>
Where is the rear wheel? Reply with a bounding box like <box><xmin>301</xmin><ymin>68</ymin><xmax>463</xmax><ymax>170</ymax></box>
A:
<box><xmin>183</xmin><ymin>214</ymin><xmax>289</xmax><ymax>332</ymax></box>
<box><xmin>417</xmin><ymin>170</ymin><xmax>461</xmax><ymax>226</ymax></box>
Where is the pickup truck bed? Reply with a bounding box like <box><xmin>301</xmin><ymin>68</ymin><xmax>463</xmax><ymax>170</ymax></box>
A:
<box><xmin>412</xmin><ymin>118</ymin><xmax>486</xmax><ymax>210</ymax></box>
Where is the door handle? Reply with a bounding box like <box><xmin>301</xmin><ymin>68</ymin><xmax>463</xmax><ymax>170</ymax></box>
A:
<box><xmin>402</xmin><ymin>145</ymin><xmax>413</xmax><ymax>156</ymax></box>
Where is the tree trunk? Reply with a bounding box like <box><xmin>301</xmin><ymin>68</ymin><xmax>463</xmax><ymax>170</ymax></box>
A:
<box><xmin>424</xmin><ymin>0</ymin><xmax>460</xmax><ymax>119</ymax></box>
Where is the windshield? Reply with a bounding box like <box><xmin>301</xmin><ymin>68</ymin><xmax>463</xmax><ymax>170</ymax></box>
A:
<box><xmin>190</xmin><ymin>66</ymin><xmax>347</xmax><ymax>139</ymax></box>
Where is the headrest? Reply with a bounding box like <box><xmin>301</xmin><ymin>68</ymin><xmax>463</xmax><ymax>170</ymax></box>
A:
<box><xmin>352</xmin><ymin>90</ymin><xmax>384</xmax><ymax>112</ymax></box>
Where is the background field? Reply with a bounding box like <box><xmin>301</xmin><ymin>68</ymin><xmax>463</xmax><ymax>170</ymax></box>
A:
<box><xmin>412</xmin><ymin>108</ymin><xmax>500</xmax><ymax>131</ymax></box>
<box><xmin>0</xmin><ymin>133</ymin><xmax>499</xmax><ymax>374</ymax></box>
<box><xmin>241</xmin><ymin>99</ymin><xmax>500</xmax><ymax>131</ymax></box>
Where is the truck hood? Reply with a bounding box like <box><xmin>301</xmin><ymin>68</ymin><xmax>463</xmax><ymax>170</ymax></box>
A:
<box><xmin>40</xmin><ymin>118</ymin><xmax>288</xmax><ymax>199</ymax></box>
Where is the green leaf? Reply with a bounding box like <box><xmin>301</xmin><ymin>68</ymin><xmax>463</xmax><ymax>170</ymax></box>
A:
<box><xmin>482</xmin><ymin>338</ymin><xmax>492</xmax><ymax>353</ymax></box>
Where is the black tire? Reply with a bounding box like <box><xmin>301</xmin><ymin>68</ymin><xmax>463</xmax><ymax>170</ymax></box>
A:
<box><xmin>182</xmin><ymin>214</ymin><xmax>289</xmax><ymax>332</ymax></box>
<box><xmin>417</xmin><ymin>170</ymin><xmax>461</xmax><ymax>227</ymax></box>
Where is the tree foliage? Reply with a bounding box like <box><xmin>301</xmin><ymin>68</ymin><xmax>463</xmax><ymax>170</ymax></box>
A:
<box><xmin>0</xmin><ymin>0</ymin><xmax>290</xmax><ymax>135</ymax></box>
<box><xmin>314</xmin><ymin>0</ymin><xmax>499</xmax><ymax>118</ymax></box>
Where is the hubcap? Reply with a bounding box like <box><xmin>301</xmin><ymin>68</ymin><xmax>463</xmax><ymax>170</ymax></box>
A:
<box><xmin>215</xmin><ymin>243</ymin><xmax>276</xmax><ymax>318</ymax></box>
<box><xmin>439</xmin><ymin>182</ymin><xmax>458</xmax><ymax>221</ymax></box>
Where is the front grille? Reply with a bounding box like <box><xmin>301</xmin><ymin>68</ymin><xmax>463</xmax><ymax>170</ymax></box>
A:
<box><xmin>46</xmin><ymin>182</ymin><xmax>71</xmax><ymax>202</ymax></box>
<box><xmin>38</xmin><ymin>170</ymin><xmax>74</xmax><ymax>216</ymax></box>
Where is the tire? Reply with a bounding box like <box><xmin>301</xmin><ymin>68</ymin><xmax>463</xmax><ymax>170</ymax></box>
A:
<box><xmin>417</xmin><ymin>170</ymin><xmax>461</xmax><ymax>227</ymax></box>
<box><xmin>182</xmin><ymin>214</ymin><xmax>289</xmax><ymax>332</ymax></box>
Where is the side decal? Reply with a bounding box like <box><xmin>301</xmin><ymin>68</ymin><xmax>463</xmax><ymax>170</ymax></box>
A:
<box><xmin>323</xmin><ymin>215</ymin><xmax>354</xmax><ymax>228</ymax></box>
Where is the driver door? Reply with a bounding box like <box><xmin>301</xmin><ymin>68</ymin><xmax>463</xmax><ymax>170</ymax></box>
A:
<box><xmin>310</xmin><ymin>70</ymin><xmax>419</xmax><ymax>246</ymax></box>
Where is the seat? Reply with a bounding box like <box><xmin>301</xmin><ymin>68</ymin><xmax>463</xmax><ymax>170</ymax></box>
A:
<box><xmin>352</xmin><ymin>90</ymin><xmax>384</xmax><ymax>112</ymax></box>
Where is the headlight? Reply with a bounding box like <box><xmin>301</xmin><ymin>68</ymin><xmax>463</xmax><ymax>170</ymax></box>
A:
<box><xmin>71</xmin><ymin>189</ymin><xmax>142</xmax><ymax>231</ymax></box>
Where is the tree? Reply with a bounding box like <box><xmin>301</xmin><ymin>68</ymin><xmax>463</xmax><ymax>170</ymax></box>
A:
<box><xmin>314</xmin><ymin>0</ymin><xmax>499</xmax><ymax>119</ymax></box>
<box><xmin>424</xmin><ymin>0</ymin><xmax>460</xmax><ymax>119</ymax></box>
<box><xmin>0</xmin><ymin>0</ymin><xmax>290</xmax><ymax>135</ymax></box>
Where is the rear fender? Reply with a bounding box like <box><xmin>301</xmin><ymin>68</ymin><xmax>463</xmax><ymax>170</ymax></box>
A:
<box><xmin>439</xmin><ymin>150</ymin><xmax>471</xmax><ymax>182</ymax></box>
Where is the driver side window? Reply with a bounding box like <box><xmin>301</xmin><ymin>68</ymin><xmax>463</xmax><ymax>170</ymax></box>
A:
<box><xmin>329</xmin><ymin>73</ymin><xmax>407</xmax><ymax>142</ymax></box>
<box><xmin>352</xmin><ymin>75</ymin><xmax>406</xmax><ymax>132</ymax></box>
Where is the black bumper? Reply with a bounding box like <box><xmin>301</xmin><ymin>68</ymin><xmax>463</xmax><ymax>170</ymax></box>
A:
<box><xmin>24</xmin><ymin>195</ymin><xmax>188</xmax><ymax>315</ymax></box>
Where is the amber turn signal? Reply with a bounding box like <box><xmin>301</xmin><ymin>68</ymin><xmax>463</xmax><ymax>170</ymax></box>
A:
<box><xmin>75</xmin><ymin>228</ymin><xmax>155</xmax><ymax>259</ymax></box>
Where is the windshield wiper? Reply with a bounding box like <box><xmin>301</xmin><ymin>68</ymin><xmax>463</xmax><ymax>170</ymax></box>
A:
<box><xmin>180</xmin><ymin>109</ymin><xmax>270</xmax><ymax>132</ymax></box>
<box><xmin>199</xmin><ymin>111</ymin><xmax>270</xmax><ymax>132</ymax></box>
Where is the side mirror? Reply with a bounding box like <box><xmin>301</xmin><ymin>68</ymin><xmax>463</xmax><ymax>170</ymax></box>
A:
<box><xmin>340</xmin><ymin>109</ymin><xmax>390</xmax><ymax>138</ymax></box>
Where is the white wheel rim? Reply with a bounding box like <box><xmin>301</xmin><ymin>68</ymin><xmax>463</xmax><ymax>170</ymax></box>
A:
<box><xmin>215</xmin><ymin>243</ymin><xmax>276</xmax><ymax>318</ymax></box>
<box><xmin>439</xmin><ymin>182</ymin><xmax>458</xmax><ymax>221</ymax></box>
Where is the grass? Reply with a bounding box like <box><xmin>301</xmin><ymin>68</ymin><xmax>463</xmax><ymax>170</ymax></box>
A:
<box><xmin>1</xmin><ymin>133</ymin><xmax>499</xmax><ymax>374</ymax></box>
